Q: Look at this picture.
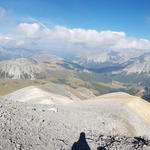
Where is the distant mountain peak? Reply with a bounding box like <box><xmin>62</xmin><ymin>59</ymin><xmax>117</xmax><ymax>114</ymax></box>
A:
<box><xmin>0</xmin><ymin>54</ymin><xmax>83</xmax><ymax>79</ymax></box>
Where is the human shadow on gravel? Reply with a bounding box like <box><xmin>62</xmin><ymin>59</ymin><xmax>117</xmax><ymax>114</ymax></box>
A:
<box><xmin>97</xmin><ymin>146</ymin><xmax>106</xmax><ymax>150</ymax></box>
<box><xmin>71</xmin><ymin>132</ymin><xmax>91</xmax><ymax>150</ymax></box>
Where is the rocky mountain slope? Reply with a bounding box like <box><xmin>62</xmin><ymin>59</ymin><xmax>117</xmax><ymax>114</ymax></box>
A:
<box><xmin>70</xmin><ymin>51</ymin><xmax>150</xmax><ymax>75</ymax></box>
<box><xmin>39</xmin><ymin>82</ymin><xmax>96</xmax><ymax>100</ymax></box>
<box><xmin>1</xmin><ymin>91</ymin><xmax>150</xmax><ymax>149</ymax></box>
<box><xmin>4</xmin><ymin>84</ymin><xmax>95</xmax><ymax>103</ymax></box>
<box><xmin>4</xmin><ymin>86</ymin><xmax>73</xmax><ymax>105</ymax></box>
<box><xmin>0</xmin><ymin>54</ymin><xmax>83</xmax><ymax>80</ymax></box>
<box><xmin>0</xmin><ymin>58</ymin><xmax>43</xmax><ymax>79</ymax></box>
<box><xmin>1</xmin><ymin>51</ymin><xmax>150</xmax><ymax>79</ymax></box>
<box><xmin>73</xmin><ymin>51</ymin><xmax>128</xmax><ymax>65</ymax></box>
<box><xmin>71</xmin><ymin>50</ymin><xmax>142</xmax><ymax>69</ymax></box>
<box><xmin>122</xmin><ymin>53</ymin><xmax>150</xmax><ymax>74</ymax></box>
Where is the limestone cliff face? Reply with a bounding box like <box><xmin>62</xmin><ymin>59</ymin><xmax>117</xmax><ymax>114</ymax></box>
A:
<box><xmin>0</xmin><ymin>58</ymin><xmax>43</xmax><ymax>79</ymax></box>
<box><xmin>0</xmin><ymin>54</ymin><xmax>81</xmax><ymax>79</ymax></box>
<box><xmin>123</xmin><ymin>54</ymin><xmax>150</xmax><ymax>74</ymax></box>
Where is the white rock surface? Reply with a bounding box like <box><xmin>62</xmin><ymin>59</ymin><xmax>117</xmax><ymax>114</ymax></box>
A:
<box><xmin>4</xmin><ymin>86</ymin><xmax>73</xmax><ymax>105</ymax></box>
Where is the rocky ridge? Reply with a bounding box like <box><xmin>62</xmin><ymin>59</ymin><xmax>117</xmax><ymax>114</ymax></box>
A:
<box><xmin>0</xmin><ymin>54</ymin><xmax>82</xmax><ymax>80</ymax></box>
<box><xmin>1</xmin><ymin>92</ymin><xmax>150</xmax><ymax>149</ymax></box>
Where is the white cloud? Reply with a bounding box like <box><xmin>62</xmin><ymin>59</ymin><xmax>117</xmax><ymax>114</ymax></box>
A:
<box><xmin>1</xmin><ymin>22</ymin><xmax>150</xmax><ymax>54</ymax></box>
<box><xmin>16</xmin><ymin>40</ymin><xmax>25</xmax><ymax>46</ymax></box>
<box><xmin>41</xmin><ymin>25</ymin><xmax>150</xmax><ymax>51</ymax></box>
<box><xmin>17</xmin><ymin>23</ymin><xmax>41</xmax><ymax>38</ymax></box>
<box><xmin>113</xmin><ymin>38</ymin><xmax>150</xmax><ymax>50</ymax></box>
<box><xmin>43</xmin><ymin>26</ymin><xmax>125</xmax><ymax>47</ymax></box>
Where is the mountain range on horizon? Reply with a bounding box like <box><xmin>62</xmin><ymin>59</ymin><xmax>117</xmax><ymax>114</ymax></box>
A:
<box><xmin>1</xmin><ymin>49</ymin><xmax>150</xmax><ymax>76</ymax></box>
<box><xmin>0</xmin><ymin>52</ymin><xmax>150</xmax><ymax>102</ymax></box>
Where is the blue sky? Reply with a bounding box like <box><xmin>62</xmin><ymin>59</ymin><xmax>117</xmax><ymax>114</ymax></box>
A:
<box><xmin>0</xmin><ymin>0</ymin><xmax>150</xmax><ymax>55</ymax></box>
<box><xmin>0</xmin><ymin>0</ymin><xmax>150</xmax><ymax>39</ymax></box>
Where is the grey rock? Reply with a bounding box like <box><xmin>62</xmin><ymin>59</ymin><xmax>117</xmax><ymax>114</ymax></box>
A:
<box><xmin>0</xmin><ymin>97</ymin><xmax>150</xmax><ymax>150</ymax></box>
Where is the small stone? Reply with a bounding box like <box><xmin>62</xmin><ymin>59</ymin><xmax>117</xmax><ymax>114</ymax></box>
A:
<box><xmin>15</xmin><ymin>143</ymin><xmax>22</xmax><ymax>150</ymax></box>
<box><xmin>33</xmin><ymin>108</ymin><xmax>36</xmax><ymax>111</ymax></box>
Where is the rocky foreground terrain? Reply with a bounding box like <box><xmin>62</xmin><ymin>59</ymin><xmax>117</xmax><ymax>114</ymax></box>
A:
<box><xmin>1</xmin><ymin>90</ymin><xmax>150</xmax><ymax>149</ymax></box>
